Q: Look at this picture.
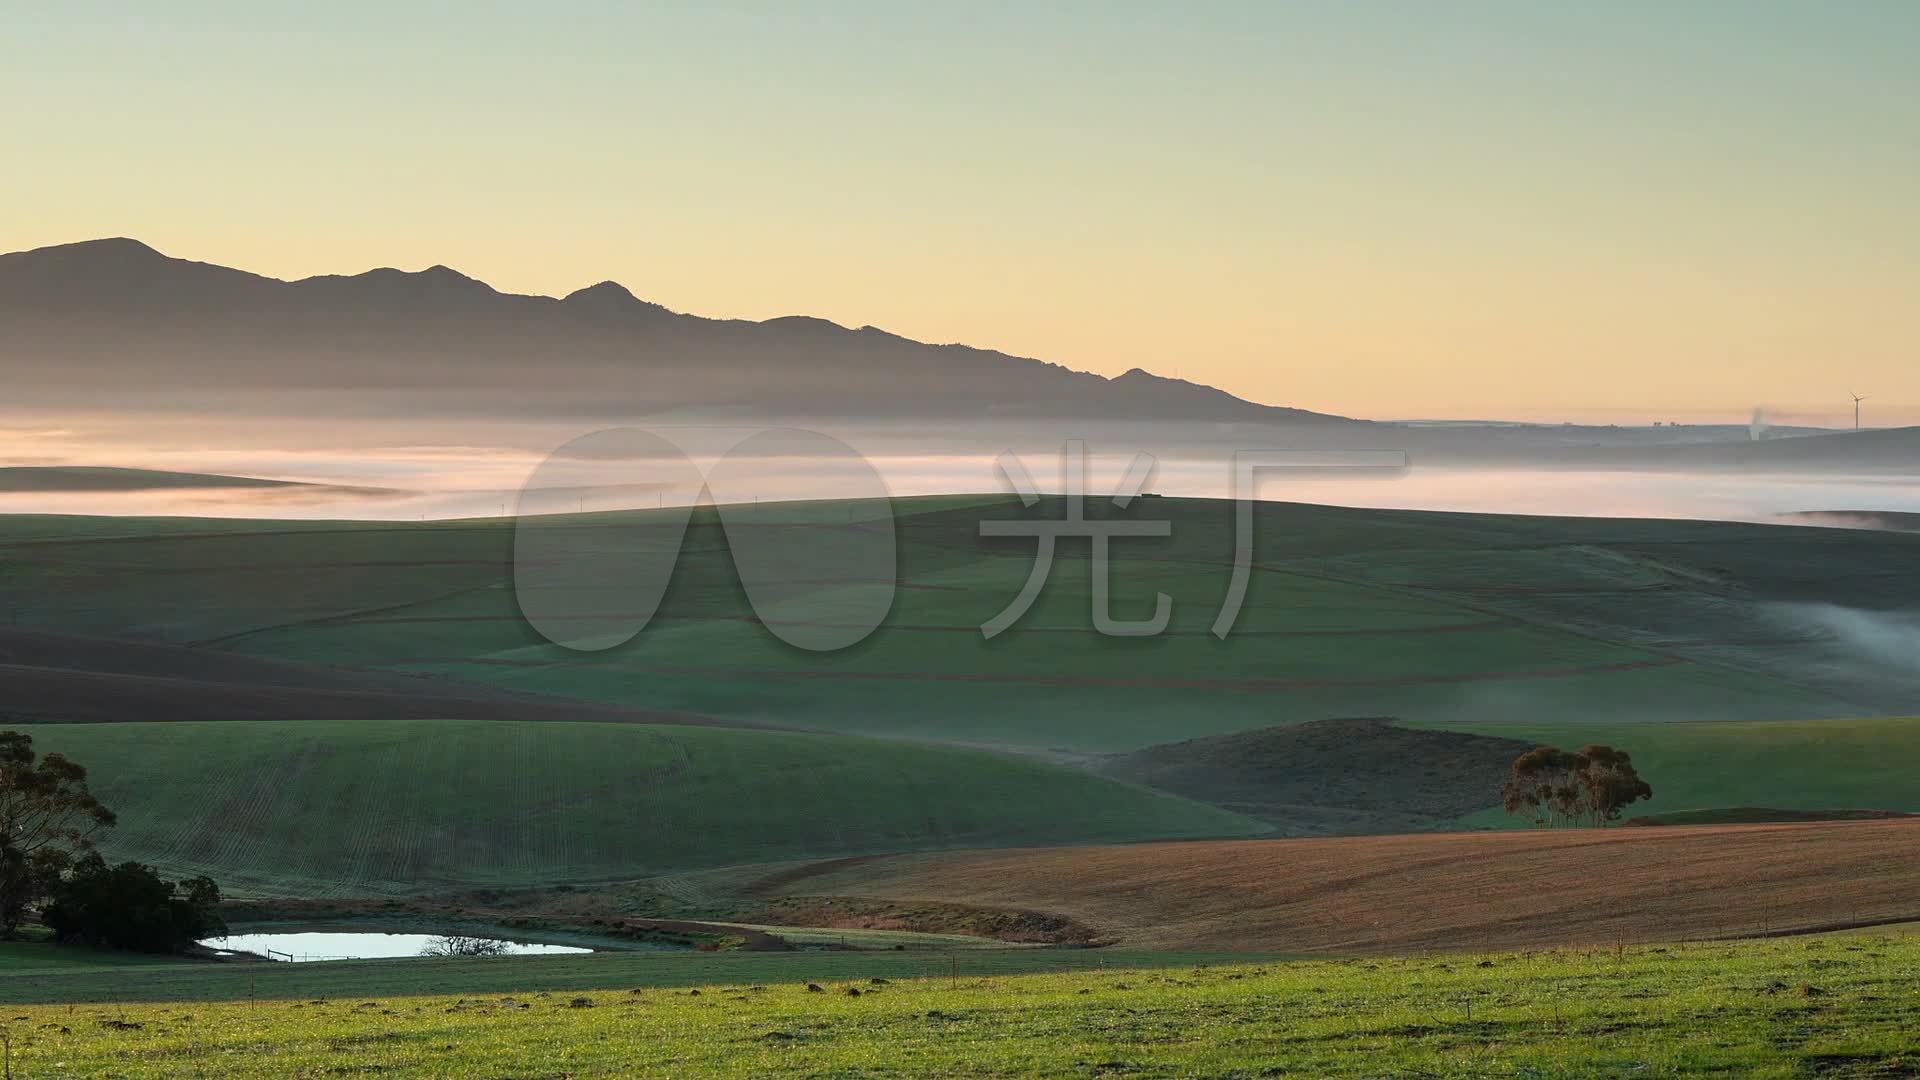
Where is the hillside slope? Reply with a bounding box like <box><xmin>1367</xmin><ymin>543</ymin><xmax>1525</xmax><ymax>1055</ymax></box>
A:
<box><xmin>15</xmin><ymin>719</ymin><xmax>1266</xmax><ymax>895</ymax></box>
<box><xmin>6</xmin><ymin>497</ymin><xmax>1915</xmax><ymax>748</ymax></box>
<box><xmin>0</xmin><ymin>626</ymin><xmax>713</xmax><ymax>727</ymax></box>
<box><xmin>0</xmin><ymin>466</ymin><xmax>330</xmax><ymax>493</ymax></box>
<box><xmin>1100</xmin><ymin>717</ymin><xmax>1531</xmax><ymax>832</ymax></box>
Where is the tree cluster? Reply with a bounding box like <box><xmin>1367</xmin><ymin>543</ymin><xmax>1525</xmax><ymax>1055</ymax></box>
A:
<box><xmin>1501</xmin><ymin>744</ymin><xmax>1653</xmax><ymax>827</ymax></box>
<box><xmin>43</xmin><ymin>854</ymin><xmax>225</xmax><ymax>952</ymax></box>
<box><xmin>0</xmin><ymin>730</ymin><xmax>223</xmax><ymax>952</ymax></box>
<box><xmin>0</xmin><ymin>730</ymin><xmax>115</xmax><ymax>936</ymax></box>
<box><xmin>420</xmin><ymin>934</ymin><xmax>512</xmax><ymax>958</ymax></box>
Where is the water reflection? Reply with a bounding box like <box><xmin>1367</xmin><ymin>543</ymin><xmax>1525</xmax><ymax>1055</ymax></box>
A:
<box><xmin>200</xmin><ymin>931</ymin><xmax>591</xmax><ymax>962</ymax></box>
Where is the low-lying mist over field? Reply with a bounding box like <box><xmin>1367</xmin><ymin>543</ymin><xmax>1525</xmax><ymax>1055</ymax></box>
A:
<box><xmin>1768</xmin><ymin>602</ymin><xmax>1920</xmax><ymax>675</ymax></box>
<box><xmin>7</xmin><ymin>414</ymin><xmax>1920</xmax><ymax>524</ymax></box>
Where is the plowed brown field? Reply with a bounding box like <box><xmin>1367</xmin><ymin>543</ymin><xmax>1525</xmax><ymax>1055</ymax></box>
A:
<box><xmin>763</xmin><ymin>819</ymin><xmax>1920</xmax><ymax>953</ymax></box>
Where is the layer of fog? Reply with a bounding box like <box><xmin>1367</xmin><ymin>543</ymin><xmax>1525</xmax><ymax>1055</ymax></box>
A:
<box><xmin>6</xmin><ymin>413</ymin><xmax>1920</xmax><ymax>524</ymax></box>
<box><xmin>1767</xmin><ymin>603</ymin><xmax>1920</xmax><ymax>674</ymax></box>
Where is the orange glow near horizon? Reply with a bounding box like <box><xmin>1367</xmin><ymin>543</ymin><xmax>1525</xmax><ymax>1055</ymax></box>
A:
<box><xmin>4</xmin><ymin>4</ymin><xmax>1916</xmax><ymax>426</ymax></box>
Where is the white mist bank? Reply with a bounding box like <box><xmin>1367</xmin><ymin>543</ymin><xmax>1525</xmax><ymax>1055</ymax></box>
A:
<box><xmin>6</xmin><ymin>457</ymin><xmax>1920</xmax><ymax>526</ymax></box>
<box><xmin>5</xmin><ymin>417</ymin><xmax>1920</xmax><ymax>523</ymax></box>
<box><xmin>1768</xmin><ymin>603</ymin><xmax>1920</xmax><ymax>671</ymax></box>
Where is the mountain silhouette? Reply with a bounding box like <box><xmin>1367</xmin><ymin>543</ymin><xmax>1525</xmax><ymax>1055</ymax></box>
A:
<box><xmin>0</xmin><ymin>238</ymin><xmax>1357</xmax><ymax>425</ymax></box>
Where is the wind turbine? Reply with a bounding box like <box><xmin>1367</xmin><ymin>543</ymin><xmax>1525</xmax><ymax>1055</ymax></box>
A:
<box><xmin>1851</xmin><ymin>391</ymin><xmax>1868</xmax><ymax>432</ymax></box>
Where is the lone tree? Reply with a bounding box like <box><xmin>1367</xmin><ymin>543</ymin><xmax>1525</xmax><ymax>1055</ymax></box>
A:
<box><xmin>420</xmin><ymin>934</ymin><xmax>512</xmax><ymax>958</ymax></box>
<box><xmin>1501</xmin><ymin>745</ymin><xmax>1582</xmax><ymax>827</ymax></box>
<box><xmin>0</xmin><ymin>731</ymin><xmax>117</xmax><ymax>936</ymax></box>
<box><xmin>1502</xmin><ymin>744</ymin><xmax>1652</xmax><ymax>827</ymax></box>
<box><xmin>1573</xmin><ymin>744</ymin><xmax>1654</xmax><ymax>825</ymax></box>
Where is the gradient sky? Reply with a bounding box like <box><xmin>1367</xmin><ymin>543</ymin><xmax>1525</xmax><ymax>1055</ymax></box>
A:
<box><xmin>5</xmin><ymin>2</ymin><xmax>1917</xmax><ymax>424</ymax></box>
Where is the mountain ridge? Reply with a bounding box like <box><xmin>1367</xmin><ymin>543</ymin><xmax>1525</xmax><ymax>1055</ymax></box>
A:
<box><xmin>0</xmin><ymin>237</ymin><xmax>1355</xmax><ymax>425</ymax></box>
<box><xmin>12</xmin><ymin>238</ymin><xmax>1915</xmax><ymax>473</ymax></box>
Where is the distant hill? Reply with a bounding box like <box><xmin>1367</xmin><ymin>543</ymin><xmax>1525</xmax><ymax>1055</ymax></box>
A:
<box><xmin>1382</xmin><ymin>420</ymin><xmax>1920</xmax><ymax>471</ymax></box>
<box><xmin>0</xmin><ymin>238</ymin><xmax>1359</xmax><ymax>426</ymax></box>
<box><xmin>1777</xmin><ymin>509</ymin><xmax>1920</xmax><ymax>532</ymax></box>
<box><xmin>1571</xmin><ymin>425</ymin><xmax>1920</xmax><ymax>473</ymax></box>
<box><xmin>0</xmin><ymin>466</ymin><xmax>325</xmax><ymax>493</ymax></box>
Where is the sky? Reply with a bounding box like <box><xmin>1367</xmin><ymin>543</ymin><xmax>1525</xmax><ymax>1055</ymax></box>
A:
<box><xmin>5</xmin><ymin>1</ymin><xmax>1917</xmax><ymax>425</ymax></box>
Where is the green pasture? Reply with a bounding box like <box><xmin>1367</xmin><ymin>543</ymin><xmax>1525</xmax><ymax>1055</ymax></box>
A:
<box><xmin>6</xmin><ymin>495</ymin><xmax>1893</xmax><ymax>750</ymax></box>
<box><xmin>12</xmin><ymin>719</ymin><xmax>1263</xmax><ymax>895</ymax></box>
<box><xmin>2</xmin><ymin>935</ymin><xmax>1914</xmax><ymax>1077</ymax></box>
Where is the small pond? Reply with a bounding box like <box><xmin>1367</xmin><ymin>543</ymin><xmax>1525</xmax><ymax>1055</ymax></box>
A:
<box><xmin>200</xmin><ymin>931</ymin><xmax>593</xmax><ymax>962</ymax></box>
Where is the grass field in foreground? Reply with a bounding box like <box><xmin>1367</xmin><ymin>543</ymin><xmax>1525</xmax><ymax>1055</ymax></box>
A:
<box><xmin>1417</xmin><ymin>716</ymin><xmax>1920</xmax><ymax>826</ymax></box>
<box><xmin>0</xmin><ymin>938</ymin><xmax>185</xmax><ymax>974</ymax></box>
<box><xmin>4</xmin><ymin>936</ymin><xmax>1916</xmax><ymax>1077</ymax></box>
<box><xmin>14</xmin><ymin>720</ymin><xmax>1262</xmax><ymax>896</ymax></box>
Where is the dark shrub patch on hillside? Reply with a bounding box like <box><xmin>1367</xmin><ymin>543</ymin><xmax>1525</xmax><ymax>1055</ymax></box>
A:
<box><xmin>1100</xmin><ymin>717</ymin><xmax>1532</xmax><ymax>833</ymax></box>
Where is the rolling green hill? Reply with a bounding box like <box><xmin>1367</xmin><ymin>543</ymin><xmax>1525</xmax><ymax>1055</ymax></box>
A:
<box><xmin>13</xmin><ymin>719</ymin><xmax>1265</xmax><ymax>895</ymax></box>
<box><xmin>4</xmin><ymin>497</ymin><xmax>1920</xmax><ymax>899</ymax></box>
<box><xmin>7</xmin><ymin>495</ymin><xmax>1915</xmax><ymax>751</ymax></box>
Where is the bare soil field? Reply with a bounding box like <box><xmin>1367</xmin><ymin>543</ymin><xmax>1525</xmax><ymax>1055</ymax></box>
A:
<box><xmin>761</xmin><ymin>819</ymin><xmax>1920</xmax><ymax>953</ymax></box>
